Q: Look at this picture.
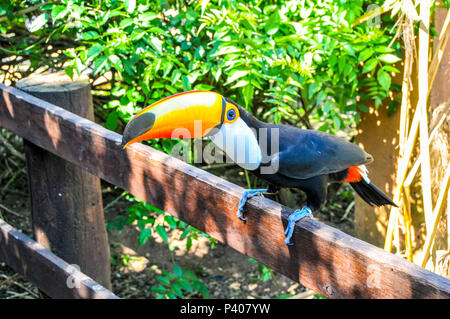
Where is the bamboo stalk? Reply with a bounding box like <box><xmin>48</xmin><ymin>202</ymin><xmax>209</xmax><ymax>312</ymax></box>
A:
<box><xmin>384</xmin><ymin>102</ymin><xmax>420</xmax><ymax>251</ymax></box>
<box><xmin>448</xmin><ymin>190</ymin><xmax>450</xmax><ymax>250</ymax></box>
<box><xmin>421</xmin><ymin>165</ymin><xmax>450</xmax><ymax>267</ymax></box>
<box><xmin>404</xmin><ymin>109</ymin><xmax>448</xmax><ymax>187</ymax></box>
<box><xmin>417</xmin><ymin>0</ymin><xmax>433</xmax><ymax>236</ymax></box>
<box><xmin>393</xmin><ymin>213</ymin><xmax>401</xmax><ymax>253</ymax></box>
<box><xmin>399</xmin><ymin>15</ymin><xmax>414</xmax><ymax>153</ymax></box>
<box><xmin>402</xmin><ymin>186</ymin><xmax>414</xmax><ymax>261</ymax></box>
<box><xmin>351</xmin><ymin>3</ymin><xmax>393</xmax><ymax>27</ymax></box>
<box><xmin>384</xmin><ymin>14</ymin><xmax>416</xmax><ymax>252</ymax></box>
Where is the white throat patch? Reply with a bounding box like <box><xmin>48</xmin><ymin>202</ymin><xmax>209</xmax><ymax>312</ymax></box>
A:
<box><xmin>209</xmin><ymin>118</ymin><xmax>262</xmax><ymax>170</ymax></box>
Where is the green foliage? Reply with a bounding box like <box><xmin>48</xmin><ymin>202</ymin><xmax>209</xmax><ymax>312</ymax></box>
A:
<box><xmin>107</xmin><ymin>198</ymin><xmax>212</xmax><ymax>298</ymax></box>
<box><xmin>107</xmin><ymin>198</ymin><xmax>216</xmax><ymax>251</ymax></box>
<box><xmin>248</xmin><ymin>258</ymin><xmax>273</xmax><ymax>282</ymax></box>
<box><xmin>2</xmin><ymin>0</ymin><xmax>401</xmax><ymax>136</ymax></box>
<box><xmin>151</xmin><ymin>263</ymin><xmax>210</xmax><ymax>299</ymax></box>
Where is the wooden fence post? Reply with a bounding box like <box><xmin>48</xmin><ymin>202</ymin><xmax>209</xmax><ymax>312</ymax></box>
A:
<box><xmin>16</xmin><ymin>72</ymin><xmax>111</xmax><ymax>290</ymax></box>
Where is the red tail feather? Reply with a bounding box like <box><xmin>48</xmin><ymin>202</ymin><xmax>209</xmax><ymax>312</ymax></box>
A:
<box><xmin>343</xmin><ymin>166</ymin><xmax>363</xmax><ymax>183</ymax></box>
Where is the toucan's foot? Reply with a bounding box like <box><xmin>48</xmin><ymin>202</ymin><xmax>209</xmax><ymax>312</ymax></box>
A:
<box><xmin>284</xmin><ymin>207</ymin><xmax>313</xmax><ymax>246</ymax></box>
<box><xmin>237</xmin><ymin>188</ymin><xmax>269</xmax><ymax>221</ymax></box>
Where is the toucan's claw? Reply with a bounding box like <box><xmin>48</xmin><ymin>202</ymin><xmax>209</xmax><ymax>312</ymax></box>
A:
<box><xmin>237</xmin><ymin>188</ymin><xmax>269</xmax><ymax>221</ymax></box>
<box><xmin>284</xmin><ymin>207</ymin><xmax>313</xmax><ymax>246</ymax></box>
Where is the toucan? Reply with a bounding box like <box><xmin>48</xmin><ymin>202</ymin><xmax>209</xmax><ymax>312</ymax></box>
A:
<box><xmin>121</xmin><ymin>91</ymin><xmax>397</xmax><ymax>245</ymax></box>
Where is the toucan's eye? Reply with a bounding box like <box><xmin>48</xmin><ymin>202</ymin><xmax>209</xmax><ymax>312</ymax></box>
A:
<box><xmin>223</xmin><ymin>102</ymin><xmax>239</xmax><ymax>124</ymax></box>
<box><xmin>227</xmin><ymin>109</ymin><xmax>236</xmax><ymax>121</ymax></box>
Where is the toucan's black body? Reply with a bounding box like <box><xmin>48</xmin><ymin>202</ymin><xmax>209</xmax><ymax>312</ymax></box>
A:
<box><xmin>121</xmin><ymin>91</ymin><xmax>396</xmax><ymax>245</ymax></box>
<box><xmin>230</xmin><ymin>99</ymin><xmax>396</xmax><ymax>210</ymax></box>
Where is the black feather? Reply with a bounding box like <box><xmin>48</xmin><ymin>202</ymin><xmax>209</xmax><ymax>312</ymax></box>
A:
<box><xmin>350</xmin><ymin>180</ymin><xmax>397</xmax><ymax>207</ymax></box>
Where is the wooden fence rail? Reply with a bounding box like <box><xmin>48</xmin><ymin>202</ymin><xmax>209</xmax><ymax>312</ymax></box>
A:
<box><xmin>0</xmin><ymin>219</ymin><xmax>118</xmax><ymax>299</ymax></box>
<box><xmin>1</xmin><ymin>83</ymin><xmax>450</xmax><ymax>298</ymax></box>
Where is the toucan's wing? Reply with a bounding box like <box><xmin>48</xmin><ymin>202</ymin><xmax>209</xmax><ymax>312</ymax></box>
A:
<box><xmin>272</xmin><ymin>127</ymin><xmax>373</xmax><ymax>180</ymax></box>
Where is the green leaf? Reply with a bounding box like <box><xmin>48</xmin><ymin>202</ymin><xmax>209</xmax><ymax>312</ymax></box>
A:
<box><xmin>131</xmin><ymin>30</ymin><xmax>146</xmax><ymax>41</ymax></box>
<box><xmin>265</xmin><ymin>12</ymin><xmax>281</xmax><ymax>35</ymax></box>
<box><xmin>156</xmin><ymin>275</ymin><xmax>171</xmax><ymax>286</ymax></box>
<box><xmin>260</xmin><ymin>267</ymin><xmax>272</xmax><ymax>281</ymax></box>
<box><xmin>119</xmin><ymin>18</ymin><xmax>134</xmax><ymax>29</ymax></box>
<box><xmin>173</xmin><ymin>263</ymin><xmax>183</xmax><ymax>278</ymax></box>
<box><xmin>362</xmin><ymin>58</ymin><xmax>377</xmax><ymax>73</ymax></box>
<box><xmin>382</xmin><ymin>65</ymin><xmax>401</xmax><ymax>73</ymax></box>
<box><xmin>79</xmin><ymin>31</ymin><xmax>100</xmax><ymax>40</ymax></box>
<box><xmin>333</xmin><ymin>115</ymin><xmax>343</xmax><ymax>130</ymax></box>
<box><xmin>209</xmin><ymin>46</ymin><xmax>242</xmax><ymax>57</ymax></box>
<box><xmin>377</xmin><ymin>69</ymin><xmax>391</xmax><ymax>91</ymax></box>
<box><xmin>138</xmin><ymin>228</ymin><xmax>152</xmax><ymax>246</ymax></box>
<box><xmin>125</xmin><ymin>0</ymin><xmax>136</xmax><ymax>13</ymax></box>
<box><xmin>358</xmin><ymin>48</ymin><xmax>374</xmax><ymax>62</ymax></box>
<box><xmin>176</xmin><ymin>279</ymin><xmax>193</xmax><ymax>292</ymax></box>
<box><xmin>186</xmin><ymin>236</ymin><xmax>192</xmax><ymax>251</ymax></box>
<box><xmin>162</xmin><ymin>270</ymin><xmax>175</xmax><ymax>280</ymax></box>
<box><xmin>181</xmin><ymin>75</ymin><xmax>191</xmax><ymax>91</ymax></box>
<box><xmin>63</xmin><ymin>50</ymin><xmax>76</xmax><ymax>59</ymax></box>
<box><xmin>338</xmin><ymin>57</ymin><xmax>346</xmax><ymax>74</ymax></box>
<box><xmin>194</xmin><ymin>84</ymin><xmax>214</xmax><ymax>91</ymax></box>
<box><xmin>357</xmin><ymin>103</ymin><xmax>370</xmax><ymax>112</ymax></box>
<box><xmin>105</xmin><ymin>111</ymin><xmax>118</xmax><ymax>130</ymax></box>
<box><xmin>231</xmin><ymin>80</ymin><xmax>249</xmax><ymax>89</ymax></box>
<box><xmin>156</xmin><ymin>225</ymin><xmax>169</xmax><ymax>243</ymax></box>
<box><xmin>164</xmin><ymin>215</ymin><xmax>177</xmax><ymax>229</ymax></box>
<box><xmin>51</xmin><ymin>6</ymin><xmax>67</xmax><ymax>20</ymax></box>
<box><xmin>343</xmin><ymin>64</ymin><xmax>352</xmax><ymax>77</ymax></box>
<box><xmin>170</xmin><ymin>283</ymin><xmax>183</xmax><ymax>298</ymax></box>
<box><xmin>150</xmin><ymin>36</ymin><xmax>163</xmax><ymax>54</ymax></box>
<box><xmin>109</xmin><ymin>55</ymin><xmax>123</xmax><ymax>72</ymax></box>
<box><xmin>193</xmin><ymin>281</ymin><xmax>210</xmax><ymax>298</ymax></box>
<box><xmin>329</xmin><ymin>54</ymin><xmax>338</xmax><ymax>67</ymax></box>
<box><xmin>150</xmin><ymin>286</ymin><xmax>167</xmax><ymax>293</ymax></box>
<box><xmin>198</xmin><ymin>0</ymin><xmax>211</xmax><ymax>15</ymax></box>
<box><xmin>64</xmin><ymin>65</ymin><xmax>74</xmax><ymax>80</ymax></box>
<box><xmin>93</xmin><ymin>55</ymin><xmax>109</xmax><ymax>76</ymax></box>
<box><xmin>378</xmin><ymin>54</ymin><xmax>401</xmax><ymax>64</ymax></box>
<box><xmin>28</xmin><ymin>13</ymin><xmax>49</xmax><ymax>32</ymax></box>
<box><xmin>139</xmin><ymin>12</ymin><xmax>158</xmax><ymax>21</ymax></box>
<box><xmin>166</xmin><ymin>291</ymin><xmax>177</xmax><ymax>299</ymax></box>
<box><xmin>86</xmin><ymin>44</ymin><xmax>104</xmax><ymax>61</ymax></box>
<box><xmin>225</xmin><ymin>70</ymin><xmax>249</xmax><ymax>85</ymax></box>
<box><xmin>182</xmin><ymin>269</ymin><xmax>197</xmax><ymax>281</ymax></box>
<box><xmin>180</xmin><ymin>228</ymin><xmax>191</xmax><ymax>240</ymax></box>
<box><xmin>374</xmin><ymin>46</ymin><xmax>395</xmax><ymax>53</ymax></box>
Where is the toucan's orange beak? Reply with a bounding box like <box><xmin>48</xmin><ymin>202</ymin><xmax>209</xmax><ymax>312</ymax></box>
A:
<box><xmin>121</xmin><ymin>91</ymin><xmax>225</xmax><ymax>149</ymax></box>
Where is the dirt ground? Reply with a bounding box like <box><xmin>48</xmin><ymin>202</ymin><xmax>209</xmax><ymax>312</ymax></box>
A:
<box><xmin>0</xmin><ymin>160</ymin><xmax>355</xmax><ymax>299</ymax></box>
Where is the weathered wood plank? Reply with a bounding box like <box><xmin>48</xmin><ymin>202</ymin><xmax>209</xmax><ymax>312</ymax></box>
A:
<box><xmin>0</xmin><ymin>219</ymin><xmax>118</xmax><ymax>299</ymax></box>
<box><xmin>1</xmin><ymin>84</ymin><xmax>450</xmax><ymax>298</ymax></box>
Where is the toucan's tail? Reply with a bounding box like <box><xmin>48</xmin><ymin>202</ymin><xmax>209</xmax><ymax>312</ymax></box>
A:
<box><xmin>350</xmin><ymin>180</ymin><xmax>397</xmax><ymax>207</ymax></box>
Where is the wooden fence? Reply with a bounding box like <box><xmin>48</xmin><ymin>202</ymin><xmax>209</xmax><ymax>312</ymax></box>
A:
<box><xmin>0</xmin><ymin>80</ymin><xmax>450</xmax><ymax>299</ymax></box>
